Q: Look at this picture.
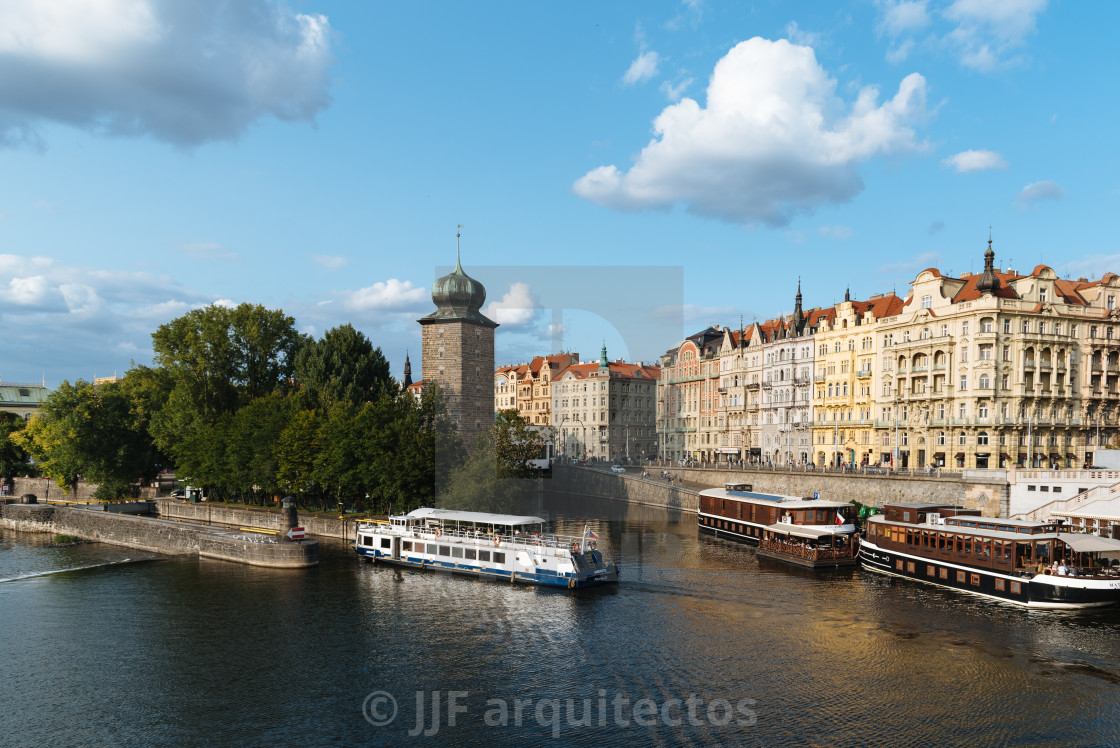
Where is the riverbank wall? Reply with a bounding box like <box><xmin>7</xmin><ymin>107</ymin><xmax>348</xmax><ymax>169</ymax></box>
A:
<box><xmin>153</xmin><ymin>499</ymin><xmax>355</xmax><ymax>541</ymax></box>
<box><xmin>0</xmin><ymin>504</ymin><xmax>318</xmax><ymax>568</ymax></box>
<box><xmin>553</xmin><ymin>465</ymin><xmax>1010</xmax><ymax>517</ymax></box>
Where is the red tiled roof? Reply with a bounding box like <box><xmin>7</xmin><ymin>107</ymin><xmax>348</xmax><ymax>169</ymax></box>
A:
<box><xmin>949</xmin><ymin>270</ymin><xmax>1023</xmax><ymax>303</ymax></box>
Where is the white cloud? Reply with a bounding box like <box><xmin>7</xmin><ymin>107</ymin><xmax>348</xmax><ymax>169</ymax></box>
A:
<box><xmin>7</xmin><ymin>274</ymin><xmax>60</xmax><ymax>308</ymax></box>
<box><xmin>819</xmin><ymin>225</ymin><xmax>853</xmax><ymax>239</ymax></box>
<box><xmin>1017</xmin><ymin>180</ymin><xmax>1065</xmax><ymax>205</ymax></box>
<box><xmin>483</xmin><ymin>282</ymin><xmax>539</xmax><ymax>327</ymax></box>
<box><xmin>623</xmin><ymin>50</ymin><xmax>661</xmax><ymax>85</ymax></box>
<box><xmin>0</xmin><ymin>0</ymin><xmax>335</xmax><ymax>148</ymax></box>
<box><xmin>943</xmin><ymin>149</ymin><xmax>1008</xmax><ymax>172</ymax></box>
<box><xmin>180</xmin><ymin>241</ymin><xmax>238</xmax><ymax>262</ymax></box>
<box><xmin>885</xmin><ymin>39</ymin><xmax>915</xmax><ymax>64</ymax></box>
<box><xmin>659</xmin><ymin>76</ymin><xmax>693</xmax><ymax>102</ymax></box>
<box><xmin>341</xmin><ymin>278</ymin><xmax>427</xmax><ymax>312</ymax></box>
<box><xmin>785</xmin><ymin>21</ymin><xmax>822</xmax><ymax>48</ymax></box>
<box><xmin>575</xmin><ymin>38</ymin><xmax>929</xmax><ymax>226</ymax></box>
<box><xmin>878</xmin><ymin>251</ymin><xmax>941</xmax><ymax>274</ymax></box>
<box><xmin>312</xmin><ymin>254</ymin><xmax>347</xmax><ymax>271</ymax></box>
<box><xmin>1058</xmin><ymin>254</ymin><xmax>1120</xmax><ymax>280</ymax></box>
<box><xmin>878</xmin><ymin>1</ymin><xmax>930</xmax><ymax>36</ymax></box>
<box><xmin>943</xmin><ymin>0</ymin><xmax>1048</xmax><ymax>71</ymax></box>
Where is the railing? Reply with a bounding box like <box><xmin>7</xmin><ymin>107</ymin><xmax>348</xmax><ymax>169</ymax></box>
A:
<box><xmin>365</xmin><ymin>524</ymin><xmax>590</xmax><ymax>553</ymax></box>
<box><xmin>759</xmin><ymin>537</ymin><xmax>857</xmax><ymax>561</ymax></box>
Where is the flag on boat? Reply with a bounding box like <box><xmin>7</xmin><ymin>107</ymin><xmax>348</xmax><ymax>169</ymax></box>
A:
<box><xmin>587</xmin><ymin>529</ymin><xmax>599</xmax><ymax>539</ymax></box>
<box><xmin>835</xmin><ymin>508</ymin><xmax>845</xmax><ymax>525</ymax></box>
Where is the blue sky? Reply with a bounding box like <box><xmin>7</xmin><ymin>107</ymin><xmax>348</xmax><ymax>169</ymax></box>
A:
<box><xmin>1</xmin><ymin>0</ymin><xmax>1116</xmax><ymax>388</ymax></box>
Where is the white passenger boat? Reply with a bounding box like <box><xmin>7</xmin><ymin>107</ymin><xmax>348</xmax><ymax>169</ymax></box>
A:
<box><xmin>354</xmin><ymin>507</ymin><xmax>619</xmax><ymax>588</ymax></box>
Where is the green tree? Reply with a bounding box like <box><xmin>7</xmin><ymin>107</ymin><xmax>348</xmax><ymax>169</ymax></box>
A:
<box><xmin>147</xmin><ymin>303</ymin><xmax>301</xmax><ymax>469</ymax></box>
<box><xmin>494</xmin><ymin>409</ymin><xmax>553</xmax><ymax>479</ymax></box>
<box><xmin>14</xmin><ymin>379</ymin><xmax>161</xmax><ymax>500</ymax></box>
<box><xmin>0</xmin><ymin>412</ymin><xmax>35</xmax><ymax>480</ymax></box>
<box><xmin>223</xmin><ymin>392</ymin><xmax>293</xmax><ymax>503</ymax></box>
<box><xmin>438</xmin><ymin>410</ymin><xmax>544</xmax><ymax>514</ymax></box>
<box><xmin>276</xmin><ymin>408</ymin><xmax>323</xmax><ymax>500</ymax></box>
<box><xmin>293</xmin><ymin>324</ymin><xmax>393</xmax><ymax>410</ymax></box>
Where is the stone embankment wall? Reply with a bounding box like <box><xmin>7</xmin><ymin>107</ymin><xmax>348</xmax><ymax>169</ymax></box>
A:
<box><xmin>551</xmin><ymin>468</ymin><xmax>700</xmax><ymax>513</ymax></box>
<box><xmin>2</xmin><ymin>476</ymin><xmax>169</xmax><ymax>502</ymax></box>
<box><xmin>154</xmin><ymin>499</ymin><xmax>354</xmax><ymax>540</ymax></box>
<box><xmin>554</xmin><ymin>465</ymin><xmax>1010</xmax><ymax>517</ymax></box>
<box><xmin>0</xmin><ymin>504</ymin><xmax>318</xmax><ymax>567</ymax></box>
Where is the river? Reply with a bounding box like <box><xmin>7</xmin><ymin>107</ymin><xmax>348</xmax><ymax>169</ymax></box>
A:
<box><xmin>2</xmin><ymin>493</ymin><xmax>1119</xmax><ymax>747</ymax></box>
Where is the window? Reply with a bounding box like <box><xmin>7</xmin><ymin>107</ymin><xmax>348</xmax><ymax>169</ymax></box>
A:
<box><xmin>921</xmin><ymin>295</ymin><xmax>932</xmax><ymax>308</ymax></box>
<box><xmin>962</xmin><ymin>322</ymin><xmax>970</xmax><ymax>335</ymax></box>
<box><xmin>1040</xmin><ymin>288</ymin><xmax>1047</xmax><ymax>303</ymax></box>
<box><xmin>979</xmin><ymin>374</ymin><xmax>990</xmax><ymax>389</ymax></box>
<box><xmin>465</xmin><ymin>548</ymin><xmax>477</xmax><ymax>560</ymax></box>
<box><xmin>402</xmin><ymin>541</ymin><xmax>412</xmax><ymax>552</ymax></box>
<box><xmin>452</xmin><ymin>547</ymin><xmax>464</xmax><ymax>558</ymax></box>
<box><xmin>959</xmin><ymin>432</ymin><xmax>967</xmax><ymax>446</ymax></box>
<box><xmin>960</xmin><ymin>375</ymin><xmax>968</xmax><ymax>391</ymax></box>
<box><xmin>380</xmin><ymin>538</ymin><xmax>391</xmax><ymax>549</ymax></box>
<box><xmin>439</xmin><ymin>545</ymin><xmax>451</xmax><ymax>556</ymax></box>
<box><xmin>493</xmin><ymin>552</ymin><xmax>506</xmax><ymax>564</ymax></box>
<box><xmin>957</xmin><ymin>571</ymin><xmax>966</xmax><ymax>583</ymax></box>
<box><xmin>971</xmin><ymin>574</ymin><xmax>981</xmax><ymax>586</ymax></box>
<box><xmin>978</xmin><ymin>431</ymin><xmax>989</xmax><ymax>445</ymax></box>
<box><xmin>937</xmin><ymin>431</ymin><xmax>946</xmax><ymax>445</ymax></box>
<box><xmin>427</xmin><ymin>543</ymin><xmax>439</xmax><ymax>554</ymax></box>
<box><xmin>1004</xmin><ymin>319</ymin><xmax>1011</xmax><ymax>333</ymax></box>
<box><xmin>980</xmin><ymin>318</ymin><xmax>993</xmax><ymax>333</ymax></box>
<box><xmin>927</xmin><ymin>565</ymin><xmax>936</xmax><ymax>576</ymax></box>
<box><xmin>940</xmin><ymin>568</ymin><xmax>949</xmax><ymax>579</ymax></box>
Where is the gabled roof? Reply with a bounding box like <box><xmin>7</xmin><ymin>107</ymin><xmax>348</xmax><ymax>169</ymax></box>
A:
<box><xmin>555</xmin><ymin>361</ymin><xmax>660</xmax><ymax>381</ymax></box>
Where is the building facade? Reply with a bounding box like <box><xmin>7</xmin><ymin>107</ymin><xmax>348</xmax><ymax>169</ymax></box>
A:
<box><xmin>417</xmin><ymin>248</ymin><xmax>497</xmax><ymax>450</ymax></box>
<box><xmin>0</xmin><ymin>379</ymin><xmax>49</xmax><ymax>421</ymax></box>
<box><xmin>494</xmin><ymin>353</ymin><xmax>580</xmax><ymax>425</ymax></box>
<box><xmin>552</xmin><ymin>346</ymin><xmax>658</xmax><ymax>462</ymax></box>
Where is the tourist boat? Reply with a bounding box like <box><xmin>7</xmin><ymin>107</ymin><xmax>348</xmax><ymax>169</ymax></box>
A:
<box><xmin>698</xmin><ymin>483</ymin><xmax>858</xmax><ymax>568</ymax></box>
<box><xmin>860</xmin><ymin>502</ymin><xmax>1120</xmax><ymax>608</ymax></box>
<box><xmin>354</xmin><ymin>507</ymin><xmax>619</xmax><ymax>588</ymax></box>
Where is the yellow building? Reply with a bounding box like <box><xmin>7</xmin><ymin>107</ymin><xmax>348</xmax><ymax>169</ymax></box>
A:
<box><xmin>810</xmin><ymin>291</ymin><xmax>903</xmax><ymax>466</ymax></box>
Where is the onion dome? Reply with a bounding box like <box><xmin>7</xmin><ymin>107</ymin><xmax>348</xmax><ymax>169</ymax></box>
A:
<box><xmin>419</xmin><ymin>244</ymin><xmax>498</xmax><ymax>327</ymax></box>
<box><xmin>976</xmin><ymin>237</ymin><xmax>1002</xmax><ymax>295</ymax></box>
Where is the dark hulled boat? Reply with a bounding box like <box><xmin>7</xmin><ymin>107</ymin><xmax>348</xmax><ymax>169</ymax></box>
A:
<box><xmin>698</xmin><ymin>483</ymin><xmax>858</xmax><ymax>568</ymax></box>
<box><xmin>860</xmin><ymin>502</ymin><xmax>1120</xmax><ymax>609</ymax></box>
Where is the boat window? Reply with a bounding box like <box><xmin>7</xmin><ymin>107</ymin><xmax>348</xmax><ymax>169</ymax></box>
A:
<box><xmin>452</xmin><ymin>547</ymin><xmax>464</xmax><ymax>558</ymax></box>
<box><xmin>956</xmin><ymin>571</ymin><xmax>966</xmax><ymax>583</ymax></box>
<box><xmin>427</xmin><ymin>543</ymin><xmax>438</xmax><ymax>554</ymax></box>
<box><xmin>971</xmin><ymin>574</ymin><xmax>980</xmax><ymax>586</ymax></box>
<box><xmin>1011</xmin><ymin>581</ymin><xmax>1021</xmax><ymax>594</ymax></box>
<box><xmin>493</xmin><ymin>552</ymin><xmax>506</xmax><ymax>564</ymax></box>
<box><xmin>903</xmin><ymin>511</ymin><xmax>912</xmax><ymax>522</ymax></box>
<box><xmin>479</xmin><ymin>550</ymin><xmax>491</xmax><ymax>562</ymax></box>
<box><xmin>927</xmin><ymin>565</ymin><xmax>935</xmax><ymax>576</ymax></box>
<box><xmin>956</xmin><ymin>536</ymin><xmax>964</xmax><ymax>553</ymax></box>
<box><xmin>465</xmin><ymin>549</ymin><xmax>477</xmax><ymax>560</ymax></box>
<box><xmin>995</xmin><ymin>579</ymin><xmax>1006</xmax><ymax>592</ymax></box>
<box><xmin>940</xmin><ymin>568</ymin><xmax>949</xmax><ymax>580</ymax></box>
<box><xmin>439</xmin><ymin>545</ymin><xmax>451</xmax><ymax>556</ymax></box>
<box><xmin>964</xmin><ymin>539</ymin><xmax>972</xmax><ymax>555</ymax></box>
<box><xmin>381</xmin><ymin>538</ymin><xmax>391</xmax><ymax>549</ymax></box>
<box><xmin>906</xmin><ymin>562</ymin><xmax>916</xmax><ymax>573</ymax></box>
<box><xmin>361</xmin><ymin>536</ymin><xmax>372</xmax><ymax>547</ymax></box>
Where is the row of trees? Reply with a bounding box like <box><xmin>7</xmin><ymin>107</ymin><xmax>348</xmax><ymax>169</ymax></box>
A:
<box><xmin>9</xmin><ymin>303</ymin><xmax>551</xmax><ymax>514</ymax></box>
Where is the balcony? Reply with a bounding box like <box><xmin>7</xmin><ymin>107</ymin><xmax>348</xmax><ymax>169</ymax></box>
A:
<box><xmin>856</xmin><ymin>369</ymin><xmax>872</xmax><ymax>378</ymax></box>
<box><xmin>1024</xmin><ymin>360</ymin><xmax>1036</xmax><ymax>369</ymax></box>
<box><xmin>814</xmin><ymin>373</ymin><xmax>826</xmax><ymax>382</ymax></box>
<box><xmin>932</xmin><ymin>363</ymin><xmax>946</xmax><ymax>371</ymax></box>
<box><xmin>911</xmin><ymin>365</ymin><xmax>928</xmax><ymax>373</ymax></box>
<box><xmin>1040</xmin><ymin>361</ymin><xmax>1052</xmax><ymax>370</ymax></box>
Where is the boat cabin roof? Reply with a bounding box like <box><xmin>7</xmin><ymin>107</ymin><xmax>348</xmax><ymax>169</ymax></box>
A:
<box><xmin>765</xmin><ymin>523</ymin><xmax>854</xmax><ymax>539</ymax></box>
<box><xmin>701</xmin><ymin>485</ymin><xmax>848</xmax><ymax>509</ymax></box>
<box><xmin>400</xmin><ymin>507</ymin><xmax>545</xmax><ymax>527</ymax></box>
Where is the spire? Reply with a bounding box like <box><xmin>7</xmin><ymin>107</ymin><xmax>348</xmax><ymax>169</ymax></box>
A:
<box><xmin>403</xmin><ymin>351</ymin><xmax>413</xmax><ymax>388</ymax></box>
<box><xmin>976</xmin><ymin>232</ymin><xmax>1002</xmax><ymax>294</ymax></box>
<box><xmin>845</xmin><ymin>287</ymin><xmax>850</xmax><ymax>302</ymax></box>
<box><xmin>455</xmin><ymin>224</ymin><xmax>463</xmax><ymax>273</ymax></box>
<box><xmin>791</xmin><ymin>277</ymin><xmax>804</xmax><ymax>334</ymax></box>
<box><xmin>599</xmin><ymin>342</ymin><xmax>609</xmax><ymax>369</ymax></box>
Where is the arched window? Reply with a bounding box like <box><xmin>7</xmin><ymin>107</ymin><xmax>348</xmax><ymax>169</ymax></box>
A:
<box><xmin>978</xmin><ymin>432</ymin><xmax>989</xmax><ymax>446</ymax></box>
<box><xmin>937</xmin><ymin>431</ymin><xmax>946</xmax><ymax>445</ymax></box>
<box><xmin>979</xmin><ymin>374</ymin><xmax>990</xmax><ymax>389</ymax></box>
<box><xmin>958</xmin><ymin>432</ymin><xmax>967</xmax><ymax>446</ymax></box>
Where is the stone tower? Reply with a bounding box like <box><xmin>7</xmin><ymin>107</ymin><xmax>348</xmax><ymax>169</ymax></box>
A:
<box><xmin>418</xmin><ymin>238</ymin><xmax>498</xmax><ymax>450</ymax></box>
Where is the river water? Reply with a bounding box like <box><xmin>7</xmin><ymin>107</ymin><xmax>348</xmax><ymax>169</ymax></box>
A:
<box><xmin>2</xmin><ymin>493</ymin><xmax>1120</xmax><ymax>747</ymax></box>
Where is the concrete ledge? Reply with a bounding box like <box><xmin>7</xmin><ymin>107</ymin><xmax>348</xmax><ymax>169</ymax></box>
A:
<box><xmin>199</xmin><ymin>533</ymin><xmax>318</xmax><ymax>568</ymax></box>
<box><xmin>0</xmin><ymin>504</ymin><xmax>57</xmax><ymax>533</ymax></box>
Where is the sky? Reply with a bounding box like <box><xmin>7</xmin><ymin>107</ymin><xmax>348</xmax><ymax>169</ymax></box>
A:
<box><xmin>2</xmin><ymin>0</ymin><xmax>1118</xmax><ymax>388</ymax></box>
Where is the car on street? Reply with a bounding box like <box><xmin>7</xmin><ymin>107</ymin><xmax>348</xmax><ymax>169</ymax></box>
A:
<box><xmin>610</xmin><ymin>465</ymin><xmax>626</xmax><ymax>474</ymax></box>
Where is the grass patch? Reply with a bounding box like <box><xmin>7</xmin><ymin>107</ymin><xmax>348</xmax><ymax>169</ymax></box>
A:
<box><xmin>52</xmin><ymin>534</ymin><xmax>82</xmax><ymax>546</ymax></box>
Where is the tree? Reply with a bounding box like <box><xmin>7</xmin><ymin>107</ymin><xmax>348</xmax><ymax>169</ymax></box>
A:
<box><xmin>0</xmin><ymin>412</ymin><xmax>35</xmax><ymax>480</ymax></box>
<box><xmin>293</xmin><ymin>324</ymin><xmax>393</xmax><ymax>410</ymax></box>
<box><xmin>147</xmin><ymin>303</ymin><xmax>301</xmax><ymax>468</ymax></box>
<box><xmin>438</xmin><ymin>410</ymin><xmax>545</xmax><ymax>514</ymax></box>
<box><xmin>14</xmin><ymin>379</ymin><xmax>161</xmax><ymax>500</ymax></box>
<box><xmin>223</xmin><ymin>392</ymin><xmax>293</xmax><ymax>503</ymax></box>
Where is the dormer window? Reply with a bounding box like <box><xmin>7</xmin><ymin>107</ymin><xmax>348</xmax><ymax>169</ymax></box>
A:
<box><xmin>921</xmin><ymin>295</ymin><xmax>932</xmax><ymax>308</ymax></box>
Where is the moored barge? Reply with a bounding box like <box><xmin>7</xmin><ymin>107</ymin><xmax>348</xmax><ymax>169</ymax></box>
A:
<box><xmin>860</xmin><ymin>502</ymin><xmax>1120</xmax><ymax>608</ymax></box>
<box><xmin>355</xmin><ymin>507</ymin><xmax>619</xmax><ymax>588</ymax></box>
<box><xmin>699</xmin><ymin>483</ymin><xmax>858</xmax><ymax>568</ymax></box>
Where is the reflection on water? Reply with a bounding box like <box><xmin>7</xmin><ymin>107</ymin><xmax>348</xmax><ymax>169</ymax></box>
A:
<box><xmin>2</xmin><ymin>493</ymin><xmax>1120</xmax><ymax>746</ymax></box>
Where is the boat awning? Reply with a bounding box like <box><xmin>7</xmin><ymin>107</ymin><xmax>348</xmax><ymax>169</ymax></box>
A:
<box><xmin>764</xmin><ymin>523</ymin><xmax>854</xmax><ymax>539</ymax></box>
<box><xmin>1059</xmin><ymin>533</ymin><xmax>1120</xmax><ymax>554</ymax></box>
<box><xmin>404</xmin><ymin>507</ymin><xmax>545</xmax><ymax>526</ymax></box>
